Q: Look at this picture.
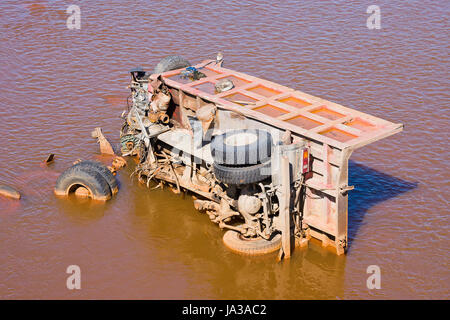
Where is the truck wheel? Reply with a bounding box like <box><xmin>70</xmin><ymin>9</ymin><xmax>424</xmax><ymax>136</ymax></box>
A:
<box><xmin>211</xmin><ymin>129</ymin><xmax>272</xmax><ymax>166</ymax></box>
<box><xmin>213</xmin><ymin>160</ymin><xmax>271</xmax><ymax>185</ymax></box>
<box><xmin>223</xmin><ymin>230</ymin><xmax>281</xmax><ymax>255</ymax></box>
<box><xmin>153</xmin><ymin>55</ymin><xmax>191</xmax><ymax>74</ymax></box>
<box><xmin>73</xmin><ymin>161</ymin><xmax>118</xmax><ymax>194</ymax></box>
<box><xmin>54</xmin><ymin>165</ymin><xmax>112</xmax><ymax>201</ymax></box>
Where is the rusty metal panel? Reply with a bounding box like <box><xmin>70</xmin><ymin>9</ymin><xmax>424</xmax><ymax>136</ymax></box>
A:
<box><xmin>153</xmin><ymin>59</ymin><xmax>403</xmax><ymax>152</ymax></box>
<box><xmin>150</xmin><ymin>59</ymin><xmax>403</xmax><ymax>254</ymax></box>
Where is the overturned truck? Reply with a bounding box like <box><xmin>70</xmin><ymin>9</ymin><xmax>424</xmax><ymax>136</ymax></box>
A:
<box><xmin>119</xmin><ymin>55</ymin><xmax>403</xmax><ymax>256</ymax></box>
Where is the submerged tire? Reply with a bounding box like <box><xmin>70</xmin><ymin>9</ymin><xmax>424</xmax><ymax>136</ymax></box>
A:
<box><xmin>153</xmin><ymin>55</ymin><xmax>191</xmax><ymax>74</ymax></box>
<box><xmin>54</xmin><ymin>165</ymin><xmax>112</xmax><ymax>201</ymax></box>
<box><xmin>211</xmin><ymin>129</ymin><xmax>272</xmax><ymax>166</ymax></box>
<box><xmin>213</xmin><ymin>160</ymin><xmax>271</xmax><ymax>185</ymax></box>
<box><xmin>74</xmin><ymin>160</ymin><xmax>118</xmax><ymax>194</ymax></box>
<box><xmin>223</xmin><ymin>230</ymin><xmax>281</xmax><ymax>255</ymax></box>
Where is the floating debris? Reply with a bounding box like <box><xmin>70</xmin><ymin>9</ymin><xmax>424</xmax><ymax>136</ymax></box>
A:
<box><xmin>44</xmin><ymin>153</ymin><xmax>55</xmax><ymax>165</ymax></box>
<box><xmin>111</xmin><ymin>156</ymin><xmax>127</xmax><ymax>171</ymax></box>
<box><xmin>215</xmin><ymin>79</ymin><xmax>234</xmax><ymax>93</ymax></box>
<box><xmin>0</xmin><ymin>185</ymin><xmax>21</xmax><ymax>200</ymax></box>
<box><xmin>180</xmin><ymin>66</ymin><xmax>206</xmax><ymax>81</ymax></box>
<box><xmin>91</xmin><ymin>127</ymin><xmax>115</xmax><ymax>155</ymax></box>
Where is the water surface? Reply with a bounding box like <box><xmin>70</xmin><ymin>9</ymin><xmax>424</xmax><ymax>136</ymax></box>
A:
<box><xmin>0</xmin><ymin>0</ymin><xmax>448</xmax><ymax>299</ymax></box>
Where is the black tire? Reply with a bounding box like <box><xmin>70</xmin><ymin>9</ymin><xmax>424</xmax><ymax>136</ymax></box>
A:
<box><xmin>211</xmin><ymin>129</ymin><xmax>272</xmax><ymax>166</ymax></box>
<box><xmin>213</xmin><ymin>160</ymin><xmax>271</xmax><ymax>185</ymax></box>
<box><xmin>74</xmin><ymin>161</ymin><xmax>118</xmax><ymax>194</ymax></box>
<box><xmin>153</xmin><ymin>55</ymin><xmax>191</xmax><ymax>74</ymax></box>
<box><xmin>54</xmin><ymin>165</ymin><xmax>112</xmax><ymax>201</ymax></box>
<box><xmin>223</xmin><ymin>230</ymin><xmax>281</xmax><ymax>255</ymax></box>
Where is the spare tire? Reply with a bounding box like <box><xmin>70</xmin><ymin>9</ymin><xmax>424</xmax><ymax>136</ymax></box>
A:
<box><xmin>211</xmin><ymin>129</ymin><xmax>272</xmax><ymax>166</ymax></box>
<box><xmin>213</xmin><ymin>160</ymin><xmax>271</xmax><ymax>185</ymax></box>
<box><xmin>223</xmin><ymin>230</ymin><xmax>281</xmax><ymax>255</ymax></box>
<box><xmin>54</xmin><ymin>165</ymin><xmax>112</xmax><ymax>201</ymax></box>
<box><xmin>153</xmin><ymin>55</ymin><xmax>191</xmax><ymax>74</ymax></box>
<box><xmin>73</xmin><ymin>161</ymin><xmax>118</xmax><ymax>194</ymax></box>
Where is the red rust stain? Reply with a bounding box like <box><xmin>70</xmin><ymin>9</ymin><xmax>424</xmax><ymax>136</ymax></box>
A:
<box><xmin>216</xmin><ymin>75</ymin><xmax>250</xmax><ymax>88</ymax></box>
<box><xmin>286</xmin><ymin>115</ymin><xmax>323</xmax><ymax>129</ymax></box>
<box><xmin>253</xmin><ymin>104</ymin><xmax>288</xmax><ymax>117</ymax></box>
<box><xmin>201</xmin><ymin>67</ymin><xmax>222</xmax><ymax>77</ymax></box>
<box><xmin>278</xmin><ymin>96</ymin><xmax>311</xmax><ymax>109</ymax></box>
<box><xmin>192</xmin><ymin>81</ymin><xmax>216</xmax><ymax>95</ymax></box>
<box><xmin>246</xmin><ymin>85</ymin><xmax>281</xmax><ymax>98</ymax></box>
<box><xmin>223</xmin><ymin>92</ymin><xmax>258</xmax><ymax>104</ymax></box>
<box><xmin>319</xmin><ymin>127</ymin><xmax>357</xmax><ymax>142</ymax></box>
<box><xmin>344</xmin><ymin>118</ymin><xmax>377</xmax><ymax>132</ymax></box>
<box><xmin>310</xmin><ymin>106</ymin><xmax>345</xmax><ymax>120</ymax></box>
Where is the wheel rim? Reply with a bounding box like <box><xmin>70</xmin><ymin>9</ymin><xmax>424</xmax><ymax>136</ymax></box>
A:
<box><xmin>224</xmin><ymin>132</ymin><xmax>257</xmax><ymax>146</ymax></box>
<box><xmin>68</xmin><ymin>184</ymin><xmax>93</xmax><ymax>198</ymax></box>
<box><xmin>74</xmin><ymin>186</ymin><xmax>90</xmax><ymax>198</ymax></box>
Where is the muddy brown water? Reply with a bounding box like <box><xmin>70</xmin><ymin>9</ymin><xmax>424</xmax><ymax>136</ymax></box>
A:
<box><xmin>0</xmin><ymin>0</ymin><xmax>448</xmax><ymax>299</ymax></box>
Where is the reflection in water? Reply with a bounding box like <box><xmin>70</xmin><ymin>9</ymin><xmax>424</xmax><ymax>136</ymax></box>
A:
<box><xmin>56</xmin><ymin>196</ymin><xmax>108</xmax><ymax>223</ymax></box>
<box><xmin>127</xmin><ymin>164</ymin><xmax>346</xmax><ymax>299</ymax></box>
<box><xmin>348</xmin><ymin>161</ymin><xmax>418</xmax><ymax>246</ymax></box>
